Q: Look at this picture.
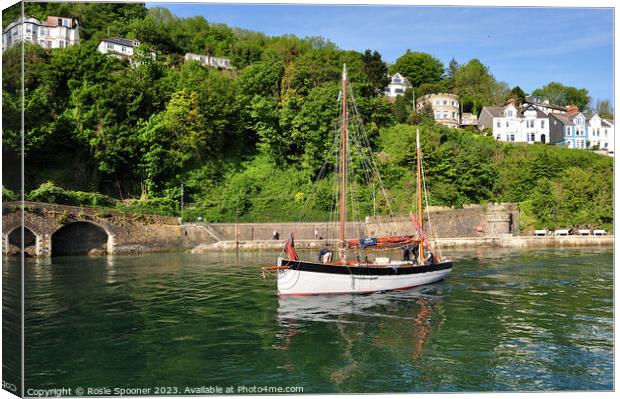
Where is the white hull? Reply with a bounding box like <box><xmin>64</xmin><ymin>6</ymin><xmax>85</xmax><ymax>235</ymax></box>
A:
<box><xmin>277</xmin><ymin>265</ymin><xmax>452</xmax><ymax>296</ymax></box>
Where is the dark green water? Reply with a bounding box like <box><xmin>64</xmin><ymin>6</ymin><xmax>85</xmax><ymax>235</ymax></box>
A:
<box><xmin>3</xmin><ymin>247</ymin><xmax>614</xmax><ymax>393</ymax></box>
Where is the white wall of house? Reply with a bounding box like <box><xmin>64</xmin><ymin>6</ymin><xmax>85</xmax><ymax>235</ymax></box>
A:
<box><xmin>2</xmin><ymin>16</ymin><xmax>79</xmax><ymax>52</ymax></box>
<box><xmin>184</xmin><ymin>53</ymin><xmax>233</xmax><ymax>69</ymax></box>
<box><xmin>384</xmin><ymin>73</ymin><xmax>411</xmax><ymax>98</ymax></box>
<box><xmin>491</xmin><ymin>104</ymin><xmax>521</xmax><ymax>142</ymax></box>
<box><xmin>97</xmin><ymin>40</ymin><xmax>136</xmax><ymax>58</ymax></box>
<box><xmin>521</xmin><ymin>108</ymin><xmax>550</xmax><ymax>143</ymax></box>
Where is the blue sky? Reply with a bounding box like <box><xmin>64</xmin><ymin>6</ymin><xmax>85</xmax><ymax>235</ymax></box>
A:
<box><xmin>150</xmin><ymin>3</ymin><xmax>614</xmax><ymax>107</ymax></box>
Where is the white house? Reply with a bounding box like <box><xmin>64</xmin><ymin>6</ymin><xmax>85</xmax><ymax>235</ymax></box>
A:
<box><xmin>97</xmin><ymin>37</ymin><xmax>156</xmax><ymax>65</ymax></box>
<box><xmin>383</xmin><ymin>73</ymin><xmax>412</xmax><ymax>98</ymax></box>
<box><xmin>184</xmin><ymin>52</ymin><xmax>233</xmax><ymax>69</ymax></box>
<box><xmin>97</xmin><ymin>37</ymin><xmax>140</xmax><ymax>59</ymax></box>
<box><xmin>2</xmin><ymin>16</ymin><xmax>79</xmax><ymax>52</ymax></box>
<box><xmin>588</xmin><ymin>113</ymin><xmax>614</xmax><ymax>156</ymax></box>
<box><xmin>478</xmin><ymin>103</ymin><xmax>549</xmax><ymax>143</ymax></box>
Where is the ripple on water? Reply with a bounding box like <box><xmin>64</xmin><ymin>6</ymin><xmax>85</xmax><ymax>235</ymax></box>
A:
<box><xmin>6</xmin><ymin>248</ymin><xmax>613</xmax><ymax>392</ymax></box>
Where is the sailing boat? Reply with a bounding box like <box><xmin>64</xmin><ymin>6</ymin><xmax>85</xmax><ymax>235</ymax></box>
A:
<box><xmin>263</xmin><ymin>64</ymin><xmax>452</xmax><ymax>296</ymax></box>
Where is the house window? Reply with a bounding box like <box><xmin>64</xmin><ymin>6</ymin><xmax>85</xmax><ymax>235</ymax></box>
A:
<box><xmin>59</xmin><ymin>40</ymin><xmax>64</xmax><ymax>48</ymax></box>
<box><xmin>121</xmin><ymin>46</ymin><xmax>127</xmax><ymax>52</ymax></box>
<box><xmin>496</xmin><ymin>121</ymin><xmax>500</xmax><ymax>128</ymax></box>
<box><xmin>507</xmin><ymin>110</ymin><xmax>513</xmax><ymax>117</ymax></box>
<box><xmin>506</xmin><ymin>121</ymin><xmax>509</xmax><ymax>128</ymax></box>
<box><xmin>434</xmin><ymin>100</ymin><xmax>440</xmax><ymax>105</ymax></box>
<box><xmin>443</xmin><ymin>100</ymin><xmax>448</xmax><ymax>105</ymax></box>
<box><xmin>47</xmin><ymin>40</ymin><xmax>52</xmax><ymax>48</ymax></box>
<box><xmin>452</xmin><ymin>112</ymin><xmax>456</xmax><ymax>119</ymax></box>
<box><xmin>443</xmin><ymin>113</ymin><xmax>448</xmax><ymax>119</ymax></box>
<box><xmin>394</xmin><ymin>88</ymin><xmax>403</xmax><ymax>94</ymax></box>
<box><xmin>529</xmin><ymin>133</ymin><xmax>535</xmax><ymax>142</ymax></box>
<box><xmin>393</xmin><ymin>78</ymin><xmax>402</xmax><ymax>83</ymax></box>
<box><xmin>26</xmin><ymin>25</ymin><xmax>31</xmax><ymax>33</ymax></box>
<box><xmin>604</xmin><ymin>143</ymin><xmax>608</xmax><ymax>148</ymax></box>
<box><xmin>541</xmin><ymin>120</ymin><xmax>545</xmax><ymax>129</ymax></box>
<box><xmin>58</xmin><ymin>18</ymin><xmax>63</xmax><ymax>26</ymax></box>
<box><xmin>107</xmin><ymin>42</ymin><xmax>114</xmax><ymax>49</ymax></box>
<box><xmin>509</xmin><ymin>134</ymin><xmax>515</xmax><ymax>141</ymax></box>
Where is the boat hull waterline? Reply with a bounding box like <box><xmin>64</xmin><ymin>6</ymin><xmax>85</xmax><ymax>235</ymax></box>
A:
<box><xmin>276</xmin><ymin>259</ymin><xmax>453</xmax><ymax>296</ymax></box>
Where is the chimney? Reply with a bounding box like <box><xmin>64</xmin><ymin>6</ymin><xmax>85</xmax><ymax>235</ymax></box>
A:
<box><xmin>566</xmin><ymin>105</ymin><xmax>579</xmax><ymax>116</ymax></box>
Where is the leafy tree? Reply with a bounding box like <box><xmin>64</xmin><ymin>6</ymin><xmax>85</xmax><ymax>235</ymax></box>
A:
<box><xmin>531</xmin><ymin>82</ymin><xmax>591</xmax><ymax>111</ymax></box>
<box><xmin>505</xmin><ymin>86</ymin><xmax>527</xmax><ymax>106</ymax></box>
<box><xmin>595</xmin><ymin>99</ymin><xmax>614</xmax><ymax>119</ymax></box>
<box><xmin>390</xmin><ymin>50</ymin><xmax>444</xmax><ymax>88</ymax></box>
<box><xmin>451</xmin><ymin>59</ymin><xmax>509</xmax><ymax>114</ymax></box>
<box><xmin>361</xmin><ymin>49</ymin><xmax>389</xmax><ymax>94</ymax></box>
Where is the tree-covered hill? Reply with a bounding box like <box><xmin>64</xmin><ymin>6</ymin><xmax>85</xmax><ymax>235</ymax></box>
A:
<box><xmin>1</xmin><ymin>2</ymin><xmax>613</xmax><ymax>232</ymax></box>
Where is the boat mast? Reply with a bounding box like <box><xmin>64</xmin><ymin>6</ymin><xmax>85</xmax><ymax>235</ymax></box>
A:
<box><xmin>339</xmin><ymin>64</ymin><xmax>348</xmax><ymax>262</ymax></box>
<box><xmin>416</xmin><ymin>128</ymin><xmax>424</xmax><ymax>263</ymax></box>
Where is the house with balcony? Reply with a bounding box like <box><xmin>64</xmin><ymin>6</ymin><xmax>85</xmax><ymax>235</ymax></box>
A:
<box><xmin>478</xmin><ymin>104</ymin><xmax>549</xmax><ymax>143</ymax></box>
<box><xmin>383</xmin><ymin>73</ymin><xmax>412</xmax><ymax>98</ymax></box>
<box><xmin>184</xmin><ymin>52</ymin><xmax>233</xmax><ymax>69</ymax></box>
<box><xmin>416</xmin><ymin>93</ymin><xmax>460</xmax><ymax>128</ymax></box>
<box><xmin>549</xmin><ymin>108</ymin><xmax>588</xmax><ymax>149</ymax></box>
<box><xmin>2</xmin><ymin>15</ymin><xmax>79</xmax><ymax>52</ymax></box>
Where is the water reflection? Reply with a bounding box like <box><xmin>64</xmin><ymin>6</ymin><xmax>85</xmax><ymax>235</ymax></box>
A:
<box><xmin>275</xmin><ymin>283</ymin><xmax>449</xmax><ymax>389</ymax></box>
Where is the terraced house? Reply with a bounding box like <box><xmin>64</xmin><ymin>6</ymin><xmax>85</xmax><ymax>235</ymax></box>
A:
<box><xmin>477</xmin><ymin>103</ymin><xmax>549</xmax><ymax>143</ymax></box>
<box><xmin>548</xmin><ymin>107</ymin><xmax>588</xmax><ymax>149</ymax></box>
<box><xmin>587</xmin><ymin>113</ymin><xmax>615</xmax><ymax>155</ymax></box>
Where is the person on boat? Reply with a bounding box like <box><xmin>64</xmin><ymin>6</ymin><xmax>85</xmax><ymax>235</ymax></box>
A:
<box><xmin>319</xmin><ymin>248</ymin><xmax>328</xmax><ymax>261</ymax></box>
<box><xmin>426</xmin><ymin>251</ymin><xmax>436</xmax><ymax>265</ymax></box>
<box><xmin>411</xmin><ymin>244</ymin><xmax>420</xmax><ymax>265</ymax></box>
<box><xmin>321</xmin><ymin>249</ymin><xmax>333</xmax><ymax>263</ymax></box>
<box><xmin>402</xmin><ymin>245</ymin><xmax>411</xmax><ymax>261</ymax></box>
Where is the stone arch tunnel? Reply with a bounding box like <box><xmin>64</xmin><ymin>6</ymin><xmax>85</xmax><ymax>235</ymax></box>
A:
<box><xmin>51</xmin><ymin>222</ymin><xmax>110</xmax><ymax>256</ymax></box>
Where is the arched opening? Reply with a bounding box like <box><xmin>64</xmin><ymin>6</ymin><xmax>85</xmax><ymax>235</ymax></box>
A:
<box><xmin>51</xmin><ymin>222</ymin><xmax>108</xmax><ymax>256</ymax></box>
<box><xmin>7</xmin><ymin>227</ymin><xmax>37</xmax><ymax>256</ymax></box>
<box><xmin>541</xmin><ymin>134</ymin><xmax>546</xmax><ymax>144</ymax></box>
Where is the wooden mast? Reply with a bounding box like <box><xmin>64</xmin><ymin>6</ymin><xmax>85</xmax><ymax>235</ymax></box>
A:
<box><xmin>416</xmin><ymin>129</ymin><xmax>424</xmax><ymax>263</ymax></box>
<box><xmin>339</xmin><ymin>64</ymin><xmax>347</xmax><ymax>263</ymax></box>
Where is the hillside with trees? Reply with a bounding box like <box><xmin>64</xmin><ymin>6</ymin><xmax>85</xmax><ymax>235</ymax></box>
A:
<box><xmin>1</xmin><ymin>2</ymin><xmax>613</xmax><ymax>232</ymax></box>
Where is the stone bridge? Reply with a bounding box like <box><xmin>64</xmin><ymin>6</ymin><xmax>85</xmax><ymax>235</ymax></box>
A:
<box><xmin>2</xmin><ymin>202</ymin><xmax>214</xmax><ymax>257</ymax></box>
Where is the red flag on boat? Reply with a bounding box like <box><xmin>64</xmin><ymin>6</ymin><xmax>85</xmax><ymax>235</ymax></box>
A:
<box><xmin>283</xmin><ymin>232</ymin><xmax>300</xmax><ymax>260</ymax></box>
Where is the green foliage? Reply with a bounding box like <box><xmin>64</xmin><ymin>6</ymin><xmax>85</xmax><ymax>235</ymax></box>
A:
<box><xmin>390</xmin><ymin>50</ymin><xmax>444</xmax><ymax>88</ymax></box>
<box><xmin>532</xmin><ymin>82</ymin><xmax>591</xmax><ymax>111</ymax></box>
<box><xmin>451</xmin><ymin>59</ymin><xmax>509</xmax><ymax>114</ymax></box>
<box><xmin>118</xmin><ymin>197</ymin><xmax>178</xmax><ymax>216</ymax></box>
<box><xmin>2</xmin><ymin>186</ymin><xmax>17</xmax><ymax>202</ymax></box>
<box><xmin>26</xmin><ymin>182</ymin><xmax>115</xmax><ymax>207</ymax></box>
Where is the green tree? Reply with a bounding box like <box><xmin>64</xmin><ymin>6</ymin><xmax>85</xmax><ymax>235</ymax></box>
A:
<box><xmin>361</xmin><ymin>49</ymin><xmax>389</xmax><ymax>94</ymax></box>
<box><xmin>531</xmin><ymin>82</ymin><xmax>591</xmax><ymax>110</ymax></box>
<box><xmin>390</xmin><ymin>50</ymin><xmax>444</xmax><ymax>88</ymax></box>
<box><xmin>451</xmin><ymin>59</ymin><xmax>509</xmax><ymax>114</ymax></box>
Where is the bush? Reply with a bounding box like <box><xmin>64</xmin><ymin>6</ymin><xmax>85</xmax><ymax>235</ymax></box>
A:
<box><xmin>27</xmin><ymin>182</ymin><xmax>71</xmax><ymax>204</ymax></box>
<box><xmin>2</xmin><ymin>186</ymin><xmax>17</xmax><ymax>202</ymax></box>
<box><xmin>119</xmin><ymin>197</ymin><xmax>178</xmax><ymax>216</ymax></box>
<box><xmin>26</xmin><ymin>181</ymin><xmax>116</xmax><ymax>207</ymax></box>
